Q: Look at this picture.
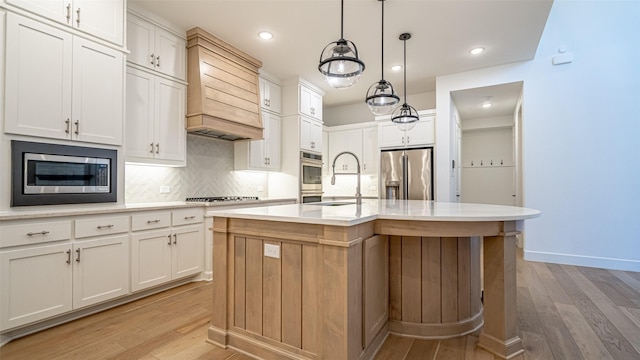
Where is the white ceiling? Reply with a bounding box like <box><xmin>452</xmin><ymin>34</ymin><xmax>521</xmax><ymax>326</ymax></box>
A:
<box><xmin>129</xmin><ymin>0</ymin><xmax>552</xmax><ymax>108</ymax></box>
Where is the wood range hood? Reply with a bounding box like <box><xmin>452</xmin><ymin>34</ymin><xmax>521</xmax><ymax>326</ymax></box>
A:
<box><xmin>186</xmin><ymin>27</ymin><xmax>263</xmax><ymax>141</ymax></box>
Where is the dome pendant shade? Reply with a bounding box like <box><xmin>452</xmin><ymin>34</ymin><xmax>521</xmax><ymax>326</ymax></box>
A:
<box><xmin>366</xmin><ymin>80</ymin><xmax>400</xmax><ymax>115</ymax></box>
<box><xmin>319</xmin><ymin>39</ymin><xmax>365</xmax><ymax>89</ymax></box>
<box><xmin>391</xmin><ymin>32</ymin><xmax>419</xmax><ymax>130</ymax></box>
<box><xmin>366</xmin><ymin>0</ymin><xmax>399</xmax><ymax>115</ymax></box>
<box><xmin>318</xmin><ymin>0</ymin><xmax>365</xmax><ymax>89</ymax></box>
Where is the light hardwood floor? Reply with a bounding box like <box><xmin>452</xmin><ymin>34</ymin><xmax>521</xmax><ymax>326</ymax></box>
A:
<box><xmin>1</xmin><ymin>252</ymin><xmax>639</xmax><ymax>360</ymax></box>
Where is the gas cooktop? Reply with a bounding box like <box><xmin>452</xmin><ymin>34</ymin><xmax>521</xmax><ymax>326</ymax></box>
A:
<box><xmin>185</xmin><ymin>196</ymin><xmax>259</xmax><ymax>203</ymax></box>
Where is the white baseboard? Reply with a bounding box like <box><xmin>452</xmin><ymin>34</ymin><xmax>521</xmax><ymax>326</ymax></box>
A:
<box><xmin>524</xmin><ymin>250</ymin><xmax>640</xmax><ymax>272</ymax></box>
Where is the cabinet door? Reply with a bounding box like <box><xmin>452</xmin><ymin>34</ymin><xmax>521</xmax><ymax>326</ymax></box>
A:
<box><xmin>329</xmin><ymin>129</ymin><xmax>361</xmax><ymax>173</ymax></box>
<box><xmin>4</xmin><ymin>13</ymin><xmax>72</xmax><ymax>140</ymax></box>
<box><xmin>378</xmin><ymin>122</ymin><xmax>406</xmax><ymax>148</ymax></box>
<box><xmin>264</xmin><ymin>113</ymin><xmax>281</xmax><ymax>170</ymax></box>
<box><xmin>406</xmin><ymin>117</ymin><xmax>435</xmax><ymax>146</ymax></box>
<box><xmin>154</xmin><ymin>77</ymin><xmax>186</xmax><ymax>164</ymax></box>
<box><xmin>309</xmin><ymin>119</ymin><xmax>323</xmax><ymax>151</ymax></box>
<box><xmin>154</xmin><ymin>27</ymin><xmax>186</xmax><ymax>80</ymax></box>
<box><xmin>249</xmin><ymin>114</ymin><xmax>268</xmax><ymax>168</ymax></box>
<box><xmin>72</xmin><ymin>0</ymin><xmax>124</xmax><ymax>45</ymax></box>
<box><xmin>125</xmin><ymin>67</ymin><xmax>155</xmax><ymax>160</ymax></box>
<box><xmin>131</xmin><ymin>229</ymin><xmax>172</xmax><ymax>292</ymax></box>
<box><xmin>72</xmin><ymin>37</ymin><xmax>124</xmax><ymax>145</ymax></box>
<box><xmin>260</xmin><ymin>78</ymin><xmax>281</xmax><ymax>114</ymax></box>
<box><xmin>0</xmin><ymin>243</ymin><xmax>73</xmax><ymax>330</ymax></box>
<box><xmin>72</xmin><ymin>234</ymin><xmax>129</xmax><ymax>309</ymax></box>
<box><xmin>172</xmin><ymin>224</ymin><xmax>203</xmax><ymax>279</ymax></box>
<box><xmin>5</xmin><ymin>0</ymin><xmax>68</xmax><ymax>25</ymax></box>
<box><xmin>299</xmin><ymin>85</ymin><xmax>322</xmax><ymax>120</ymax></box>
<box><xmin>126</xmin><ymin>13</ymin><xmax>155</xmax><ymax>71</ymax></box>
<box><xmin>362</xmin><ymin>127</ymin><xmax>378</xmax><ymax>174</ymax></box>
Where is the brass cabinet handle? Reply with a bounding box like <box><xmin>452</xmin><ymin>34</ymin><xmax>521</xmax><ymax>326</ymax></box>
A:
<box><xmin>65</xmin><ymin>119</ymin><xmax>70</xmax><ymax>134</ymax></box>
<box><xmin>156</xmin><ymin>55</ymin><xmax>160</xmax><ymax>67</ymax></box>
<box><xmin>74</xmin><ymin>120</ymin><xmax>79</xmax><ymax>135</ymax></box>
<box><xmin>76</xmin><ymin>8</ymin><xmax>80</xmax><ymax>27</ymax></box>
<box><xmin>27</xmin><ymin>231</ymin><xmax>50</xmax><ymax>236</ymax></box>
<box><xmin>155</xmin><ymin>143</ymin><xmax>159</xmax><ymax>154</ymax></box>
<box><xmin>66</xmin><ymin>4</ymin><xmax>71</xmax><ymax>23</ymax></box>
<box><xmin>173</xmin><ymin>234</ymin><xmax>177</xmax><ymax>245</ymax></box>
<box><xmin>167</xmin><ymin>234</ymin><xmax>172</xmax><ymax>245</ymax></box>
<box><xmin>150</xmin><ymin>54</ymin><xmax>155</xmax><ymax>66</ymax></box>
<box><xmin>97</xmin><ymin>224</ymin><xmax>114</xmax><ymax>229</ymax></box>
<box><xmin>66</xmin><ymin>249</ymin><xmax>72</xmax><ymax>264</ymax></box>
<box><xmin>150</xmin><ymin>143</ymin><xmax>154</xmax><ymax>154</ymax></box>
<box><xmin>75</xmin><ymin>248</ymin><xmax>81</xmax><ymax>263</ymax></box>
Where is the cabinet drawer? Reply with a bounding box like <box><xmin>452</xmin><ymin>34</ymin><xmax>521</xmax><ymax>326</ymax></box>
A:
<box><xmin>172</xmin><ymin>208</ymin><xmax>203</xmax><ymax>226</ymax></box>
<box><xmin>131</xmin><ymin>212</ymin><xmax>171</xmax><ymax>231</ymax></box>
<box><xmin>0</xmin><ymin>220</ymin><xmax>72</xmax><ymax>248</ymax></box>
<box><xmin>75</xmin><ymin>215</ymin><xmax>130</xmax><ymax>239</ymax></box>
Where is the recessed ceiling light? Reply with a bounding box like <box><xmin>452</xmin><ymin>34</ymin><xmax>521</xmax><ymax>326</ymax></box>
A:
<box><xmin>470</xmin><ymin>47</ymin><xmax>485</xmax><ymax>55</ymax></box>
<box><xmin>391</xmin><ymin>65</ymin><xmax>402</xmax><ymax>71</ymax></box>
<box><xmin>258</xmin><ymin>31</ymin><xmax>273</xmax><ymax>40</ymax></box>
<box><xmin>482</xmin><ymin>102</ymin><xmax>492</xmax><ymax>108</ymax></box>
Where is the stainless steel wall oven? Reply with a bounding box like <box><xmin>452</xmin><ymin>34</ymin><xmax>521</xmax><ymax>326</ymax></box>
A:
<box><xmin>300</xmin><ymin>151</ymin><xmax>323</xmax><ymax>202</ymax></box>
<box><xmin>11</xmin><ymin>141</ymin><xmax>117</xmax><ymax>206</ymax></box>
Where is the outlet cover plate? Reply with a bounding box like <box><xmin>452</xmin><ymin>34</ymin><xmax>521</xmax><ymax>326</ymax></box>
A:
<box><xmin>264</xmin><ymin>244</ymin><xmax>280</xmax><ymax>259</ymax></box>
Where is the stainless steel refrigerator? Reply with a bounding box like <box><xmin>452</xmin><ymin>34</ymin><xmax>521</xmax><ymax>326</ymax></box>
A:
<box><xmin>380</xmin><ymin>147</ymin><xmax>433</xmax><ymax>200</ymax></box>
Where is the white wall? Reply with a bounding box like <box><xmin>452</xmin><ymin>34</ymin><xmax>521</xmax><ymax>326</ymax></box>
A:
<box><xmin>436</xmin><ymin>0</ymin><xmax>640</xmax><ymax>271</ymax></box>
<box><xmin>324</xmin><ymin>91</ymin><xmax>436</xmax><ymax>126</ymax></box>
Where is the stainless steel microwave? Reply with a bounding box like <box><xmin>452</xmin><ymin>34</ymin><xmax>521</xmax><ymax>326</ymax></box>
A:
<box><xmin>11</xmin><ymin>141</ymin><xmax>117</xmax><ymax>206</ymax></box>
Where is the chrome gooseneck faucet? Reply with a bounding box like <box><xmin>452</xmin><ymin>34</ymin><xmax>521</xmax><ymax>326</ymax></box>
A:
<box><xmin>330</xmin><ymin>151</ymin><xmax>362</xmax><ymax>205</ymax></box>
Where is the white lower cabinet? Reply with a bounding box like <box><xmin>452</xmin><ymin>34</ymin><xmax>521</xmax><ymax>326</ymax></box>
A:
<box><xmin>130</xmin><ymin>209</ymin><xmax>203</xmax><ymax>292</ymax></box>
<box><xmin>0</xmin><ymin>207</ymin><xmax>203</xmax><ymax>333</ymax></box>
<box><xmin>0</xmin><ymin>242</ymin><xmax>73</xmax><ymax>330</ymax></box>
<box><xmin>72</xmin><ymin>234</ymin><xmax>129</xmax><ymax>309</ymax></box>
<box><xmin>0</xmin><ymin>220</ymin><xmax>129</xmax><ymax>331</ymax></box>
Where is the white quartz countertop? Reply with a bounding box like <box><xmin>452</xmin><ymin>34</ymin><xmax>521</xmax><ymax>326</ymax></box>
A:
<box><xmin>207</xmin><ymin>199</ymin><xmax>541</xmax><ymax>226</ymax></box>
<box><xmin>0</xmin><ymin>198</ymin><xmax>297</xmax><ymax>221</ymax></box>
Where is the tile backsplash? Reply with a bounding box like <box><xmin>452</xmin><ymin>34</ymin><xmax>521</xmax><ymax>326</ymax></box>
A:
<box><xmin>125</xmin><ymin>135</ymin><xmax>268</xmax><ymax>203</ymax></box>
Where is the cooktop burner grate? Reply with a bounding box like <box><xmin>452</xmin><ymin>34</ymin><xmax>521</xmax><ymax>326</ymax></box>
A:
<box><xmin>185</xmin><ymin>196</ymin><xmax>259</xmax><ymax>203</ymax></box>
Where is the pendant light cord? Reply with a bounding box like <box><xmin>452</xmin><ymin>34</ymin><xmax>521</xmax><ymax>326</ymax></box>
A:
<box><xmin>340</xmin><ymin>0</ymin><xmax>344</xmax><ymax>40</ymax></box>
<box><xmin>403</xmin><ymin>37</ymin><xmax>407</xmax><ymax>104</ymax></box>
<box><xmin>381</xmin><ymin>0</ymin><xmax>385</xmax><ymax>81</ymax></box>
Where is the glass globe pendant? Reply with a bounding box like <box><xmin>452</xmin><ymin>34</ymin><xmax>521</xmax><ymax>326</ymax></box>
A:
<box><xmin>365</xmin><ymin>0</ymin><xmax>399</xmax><ymax>115</ymax></box>
<box><xmin>391</xmin><ymin>33</ymin><xmax>419</xmax><ymax>130</ymax></box>
<box><xmin>318</xmin><ymin>0</ymin><xmax>365</xmax><ymax>89</ymax></box>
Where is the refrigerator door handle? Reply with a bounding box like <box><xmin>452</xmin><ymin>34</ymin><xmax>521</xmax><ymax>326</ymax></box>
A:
<box><xmin>402</xmin><ymin>154</ymin><xmax>409</xmax><ymax>200</ymax></box>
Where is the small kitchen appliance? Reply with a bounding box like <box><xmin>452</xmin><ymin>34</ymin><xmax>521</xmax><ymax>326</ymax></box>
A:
<box><xmin>11</xmin><ymin>140</ymin><xmax>117</xmax><ymax>206</ymax></box>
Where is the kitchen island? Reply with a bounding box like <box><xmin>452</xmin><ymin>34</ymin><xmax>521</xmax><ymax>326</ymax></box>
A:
<box><xmin>207</xmin><ymin>200</ymin><xmax>540</xmax><ymax>360</ymax></box>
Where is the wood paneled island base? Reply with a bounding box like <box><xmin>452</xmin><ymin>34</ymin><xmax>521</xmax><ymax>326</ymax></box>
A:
<box><xmin>207</xmin><ymin>201</ymin><xmax>540</xmax><ymax>360</ymax></box>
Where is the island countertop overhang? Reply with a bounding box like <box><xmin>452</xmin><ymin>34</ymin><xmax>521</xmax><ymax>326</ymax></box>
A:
<box><xmin>206</xmin><ymin>199</ymin><xmax>541</xmax><ymax>226</ymax></box>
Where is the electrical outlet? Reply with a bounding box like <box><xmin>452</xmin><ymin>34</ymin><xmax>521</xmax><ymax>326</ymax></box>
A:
<box><xmin>159</xmin><ymin>186</ymin><xmax>171</xmax><ymax>194</ymax></box>
<box><xmin>264</xmin><ymin>244</ymin><xmax>280</xmax><ymax>259</ymax></box>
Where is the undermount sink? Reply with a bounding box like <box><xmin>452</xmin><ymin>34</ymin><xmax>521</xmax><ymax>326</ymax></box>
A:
<box><xmin>311</xmin><ymin>201</ymin><xmax>356</xmax><ymax>207</ymax></box>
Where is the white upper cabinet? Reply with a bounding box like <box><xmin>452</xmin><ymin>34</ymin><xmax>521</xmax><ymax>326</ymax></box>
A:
<box><xmin>361</xmin><ymin>126</ymin><xmax>378</xmax><ymax>174</ymax></box>
<box><xmin>377</xmin><ymin>111</ymin><xmax>435</xmax><ymax>149</ymax></box>
<box><xmin>259</xmin><ymin>77</ymin><xmax>282</xmax><ymax>114</ymax></box>
<box><xmin>4</xmin><ymin>13</ymin><xmax>123</xmax><ymax>145</ymax></box>
<box><xmin>125</xmin><ymin>66</ymin><xmax>186</xmax><ymax>166</ymax></box>
<box><xmin>329</xmin><ymin>129</ymin><xmax>362</xmax><ymax>173</ymax></box>
<box><xmin>5</xmin><ymin>0</ymin><xmax>124</xmax><ymax>45</ymax></box>
<box><xmin>300</xmin><ymin>117</ymin><xmax>323</xmax><ymax>152</ymax></box>
<box><xmin>299</xmin><ymin>84</ymin><xmax>322</xmax><ymax>121</ymax></box>
<box><xmin>127</xmin><ymin>13</ymin><xmax>186</xmax><ymax>80</ymax></box>
<box><xmin>235</xmin><ymin>111</ymin><xmax>281</xmax><ymax>171</ymax></box>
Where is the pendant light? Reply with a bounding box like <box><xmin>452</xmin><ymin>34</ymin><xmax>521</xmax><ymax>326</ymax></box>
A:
<box><xmin>365</xmin><ymin>0</ymin><xmax>399</xmax><ymax>115</ymax></box>
<box><xmin>391</xmin><ymin>33</ymin><xmax>419</xmax><ymax>130</ymax></box>
<box><xmin>318</xmin><ymin>0</ymin><xmax>365</xmax><ymax>89</ymax></box>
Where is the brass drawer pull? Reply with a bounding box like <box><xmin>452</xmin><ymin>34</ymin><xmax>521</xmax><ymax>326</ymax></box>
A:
<box><xmin>147</xmin><ymin>219</ymin><xmax>161</xmax><ymax>224</ymax></box>
<box><xmin>184</xmin><ymin>216</ymin><xmax>196</xmax><ymax>220</ymax></box>
<box><xmin>97</xmin><ymin>224</ymin><xmax>114</xmax><ymax>229</ymax></box>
